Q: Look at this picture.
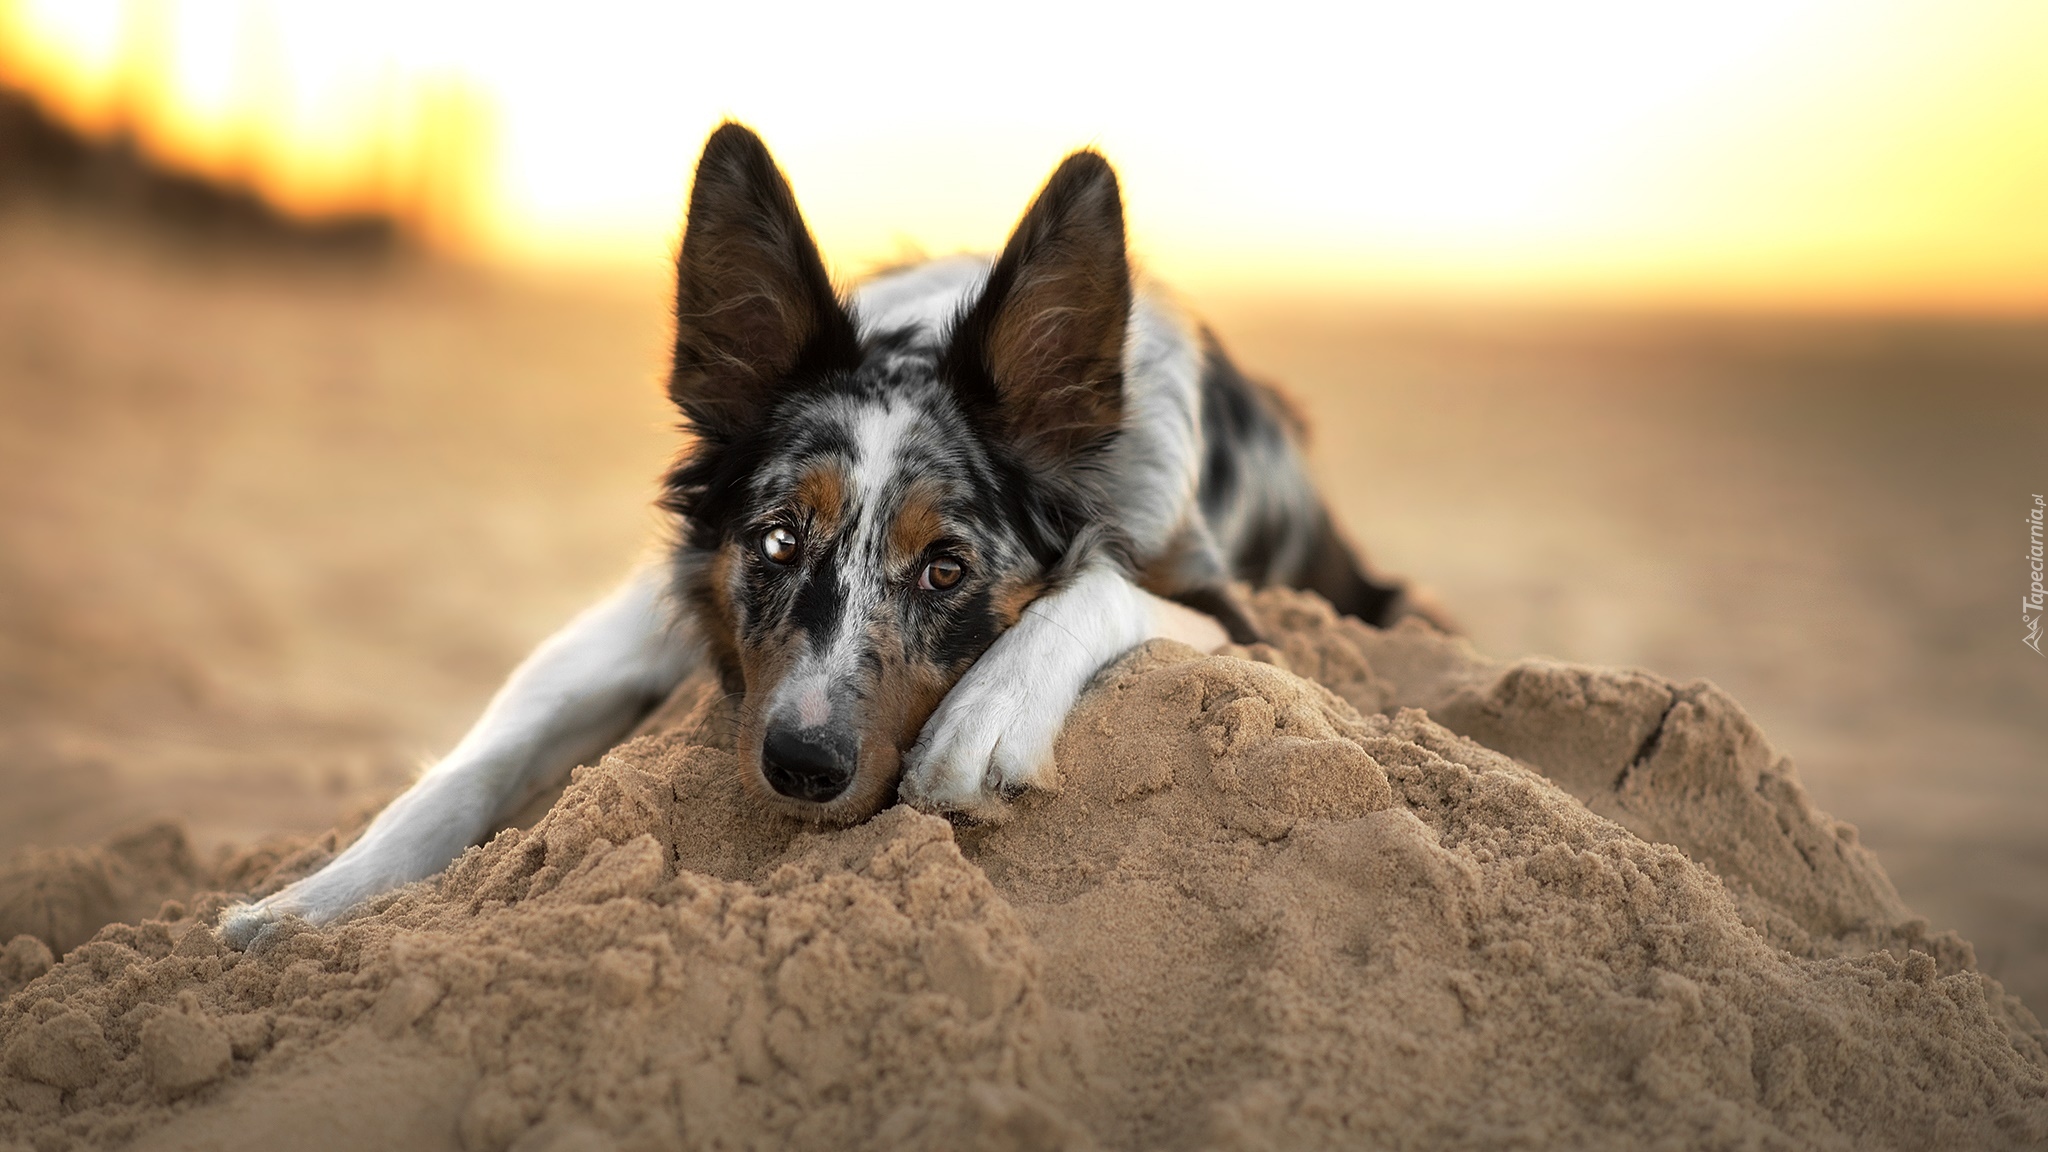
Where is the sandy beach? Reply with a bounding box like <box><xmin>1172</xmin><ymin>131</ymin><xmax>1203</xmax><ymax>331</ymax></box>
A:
<box><xmin>1</xmin><ymin>210</ymin><xmax>2043</xmax><ymax>1146</ymax></box>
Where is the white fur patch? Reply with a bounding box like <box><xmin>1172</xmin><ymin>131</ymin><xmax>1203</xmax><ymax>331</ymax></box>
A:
<box><xmin>794</xmin><ymin>681</ymin><xmax>831</xmax><ymax>729</ymax></box>
<box><xmin>1111</xmin><ymin>286</ymin><xmax>1206</xmax><ymax>558</ymax></box>
<box><xmin>846</xmin><ymin>398</ymin><xmax>920</xmax><ymax>516</ymax></box>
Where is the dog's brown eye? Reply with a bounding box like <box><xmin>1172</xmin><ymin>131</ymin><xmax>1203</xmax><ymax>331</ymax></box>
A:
<box><xmin>760</xmin><ymin>526</ymin><xmax>798</xmax><ymax>565</ymax></box>
<box><xmin>918</xmin><ymin>556</ymin><xmax>963</xmax><ymax>591</ymax></box>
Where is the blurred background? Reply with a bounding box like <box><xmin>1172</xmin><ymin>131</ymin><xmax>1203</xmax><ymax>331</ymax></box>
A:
<box><xmin>0</xmin><ymin>0</ymin><xmax>2042</xmax><ymax>1009</ymax></box>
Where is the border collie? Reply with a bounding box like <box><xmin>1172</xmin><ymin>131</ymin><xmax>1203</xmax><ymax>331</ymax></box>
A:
<box><xmin>220</xmin><ymin>124</ymin><xmax>1435</xmax><ymax>946</ymax></box>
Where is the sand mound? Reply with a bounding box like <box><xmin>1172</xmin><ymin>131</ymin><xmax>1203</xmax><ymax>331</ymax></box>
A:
<box><xmin>3</xmin><ymin>588</ymin><xmax>2044</xmax><ymax>1150</ymax></box>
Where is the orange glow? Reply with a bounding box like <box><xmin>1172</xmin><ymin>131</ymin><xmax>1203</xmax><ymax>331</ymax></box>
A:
<box><xmin>0</xmin><ymin>0</ymin><xmax>492</xmax><ymax>248</ymax></box>
<box><xmin>2</xmin><ymin>0</ymin><xmax>2044</xmax><ymax>311</ymax></box>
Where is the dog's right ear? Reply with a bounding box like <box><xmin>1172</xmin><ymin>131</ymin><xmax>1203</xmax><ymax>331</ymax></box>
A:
<box><xmin>669</xmin><ymin>123</ymin><xmax>860</xmax><ymax>444</ymax></box>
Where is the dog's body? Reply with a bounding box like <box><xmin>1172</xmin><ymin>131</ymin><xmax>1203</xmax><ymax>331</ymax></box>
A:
<box><xmin>219</xmin><ymin>126</ymin><xmax>1424</xmax><ymax>947</ymax></box>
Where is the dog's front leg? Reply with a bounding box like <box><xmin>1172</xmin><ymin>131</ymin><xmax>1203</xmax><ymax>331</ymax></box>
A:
<box><xmin>901</xmin><ymin>563</ymin><xmax>1227</xmax><ymax>810</ymax></box>
<box><xmin>217</xmin><ymin>565</ymin><xmax>694</xmax><ymax>948</ymax></box>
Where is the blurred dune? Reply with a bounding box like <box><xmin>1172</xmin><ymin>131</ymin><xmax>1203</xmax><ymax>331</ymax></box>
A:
<box><xmin>1</xmin><ymin>202</ymin><xmax>2044</xmax><ymax>1020</ymax></box>
<box><xmin>0</xmin><ymin>81</ymin><xmax>398</xmax><ymax>253</ymax></box>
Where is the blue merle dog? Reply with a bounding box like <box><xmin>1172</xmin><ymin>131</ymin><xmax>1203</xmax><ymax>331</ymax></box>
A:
<box><xmin>221</xmin><ymin>123</ymin><xmax>1436</xmax><ymax>945</ymax></box>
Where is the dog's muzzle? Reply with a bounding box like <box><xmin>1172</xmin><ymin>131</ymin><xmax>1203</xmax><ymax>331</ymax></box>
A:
<box><xmin>760</xmin><ymin>721</ymin><xmax>858</xmax><ymax>802</ymax></box>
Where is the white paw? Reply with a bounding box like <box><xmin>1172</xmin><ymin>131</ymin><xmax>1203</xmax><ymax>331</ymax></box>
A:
<box><xmin>216</xmin><ymin>852</ymin><xmax>402</xmax><ymax>949</ymax></box>
<box><xmin>901</xmin><ymin>663</ymin><xmax>1076</xmax><ymax>810</ymax></box>
<box><xmin>215</xmin><ymin>846</ymin><xmax>436</xmax><ymax>950</ymax></box>
<box><xmin>216</xmin><ymin>882</ymin><xmax>331</xmax><ymax>952</ymax></box>
<box><xmin>215</xmin><ymin>772</ymin><xmax>502</xmax><ymax>949</ymax></box>
<box><xmin>215</xmin><ymin>827</ymin><xmax>449</xmax><ymax>950</ymax></box>
<box><xmin>218</xmin><ymin>853</ymin><xmax>414</xmax><ymax>949</ymax></box>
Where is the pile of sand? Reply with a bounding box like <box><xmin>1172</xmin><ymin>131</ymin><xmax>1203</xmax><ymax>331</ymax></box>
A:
<box><xmin>3</xmin><ymin>587</ymin><xmax>2044</xmax><ymax>1150</ymax></box>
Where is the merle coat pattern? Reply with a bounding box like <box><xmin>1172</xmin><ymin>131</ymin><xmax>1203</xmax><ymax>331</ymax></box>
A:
<box><xmin>219</xmin><ymin>123</ymin><xmax>1424</xmax><ymax>946</ymax></box>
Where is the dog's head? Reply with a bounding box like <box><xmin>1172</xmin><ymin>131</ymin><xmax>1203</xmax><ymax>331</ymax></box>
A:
<box><xmin>661</xmin><ymin>123</ymin><xmax>1132</xmax><ymax>821</ymax></box>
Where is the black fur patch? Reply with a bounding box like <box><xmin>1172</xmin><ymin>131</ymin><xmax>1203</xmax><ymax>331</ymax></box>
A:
<box><xmin>1193</xmin><ymin>330</ymin><xmax>1411</xmax><ymax>627</ymax></box>
<box><xmin>1300</xmin><ymin>509</ymin><xmax>1405</xmax><ymax>626</ymax></box>
<box><xmin>788</xmin><ymin>538</ymin><xmax>846</xmax><ymax>650</ymax></box>
<box><xmin>929</xmin><ymin>584</ymin><xmax>1002</xmax><ymax>668</ymax></box>
<box><xmin>1167</xmin><ymin>585</ymin><xmax>1265</xmax><ymax>646</ymax></box>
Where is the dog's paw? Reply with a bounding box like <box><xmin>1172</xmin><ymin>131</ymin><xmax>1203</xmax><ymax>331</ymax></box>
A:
<box><xmin>900</xmin><ymin>666</ymin><xmax>1075</xmax><ymax>810</ymax></box>
<box><xmin>216</xmin><ymin>899</ymin><xmax>310</xmax><ymax>953</ymax></box>
<box><xmin>216</xmin><ymin>890</ymin><xmax>317</xmax><ymax>953</ymax></box>
<box><xmin>214</xmin><ymin>864</ymin><xmax>375</xmax><ymax>951</ymax></box>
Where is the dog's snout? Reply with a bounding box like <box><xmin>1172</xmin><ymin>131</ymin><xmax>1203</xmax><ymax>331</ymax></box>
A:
<box><xmin>761</xmin><ymin>723</ymin><xmax>857</xmax><ymax>803</ymax></box>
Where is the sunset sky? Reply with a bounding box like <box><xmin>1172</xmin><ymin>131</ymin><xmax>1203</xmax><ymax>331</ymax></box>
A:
<box><xmin>3</xmin><ymin>0</ymin><xmax>2044</xmax><ymax>310</ymax></box>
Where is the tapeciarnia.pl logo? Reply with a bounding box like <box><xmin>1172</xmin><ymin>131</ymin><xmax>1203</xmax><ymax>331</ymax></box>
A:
<box><xmin>2027</xmin><ymin>494</ymin><xmax>2045</xmax><ymax>656</ymax></box>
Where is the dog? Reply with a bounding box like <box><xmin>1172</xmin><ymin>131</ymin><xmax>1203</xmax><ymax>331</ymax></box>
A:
<box><xmin>219</xmin><ymin>123</ymin><xmax>1434</xmax><ymax>947</ymax></box>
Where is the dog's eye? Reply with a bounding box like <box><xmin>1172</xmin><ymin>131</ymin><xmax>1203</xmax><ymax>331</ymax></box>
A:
<box><xmin>760</xmin><ymin>526</ymin><xmax>799</xmax><ymax>565</ymax></box>
<box><xmin>918</xmin><ymin>556</ymin><xmax>964</xmax><ymax>591</ymax></box>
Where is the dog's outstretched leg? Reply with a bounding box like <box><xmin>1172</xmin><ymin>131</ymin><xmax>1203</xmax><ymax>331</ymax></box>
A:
<box><xmin>218</xmin><ymin>565</ymin><xmax>694</xmax><ymax>949</ymax></box>
<box><xmin>901</xmin><ymin>563</ymin><xmax>1226</xmax><ymax>811</ymax></box>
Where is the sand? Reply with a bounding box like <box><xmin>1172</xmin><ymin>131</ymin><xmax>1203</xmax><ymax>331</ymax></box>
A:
<box><xmin>3</xmin><ymin>586</ymin><xmax>2043</xmax><ymax>1151</ymax></box>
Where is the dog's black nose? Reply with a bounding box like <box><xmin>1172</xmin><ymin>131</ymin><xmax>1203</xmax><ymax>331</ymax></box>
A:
<box><xmin>761</xmin><ymin>724</ymin><xmax>856</xmax><ymax>802</ymax></box>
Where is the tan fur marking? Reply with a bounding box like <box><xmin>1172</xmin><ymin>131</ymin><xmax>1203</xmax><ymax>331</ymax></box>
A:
<box><xmin>887</xmin><ymin>484</ymin><xmax>946</xmax><ymax>566</ymax></box>
<box><xmin>990</xmin><ymin>575</ymin><xmax>1047</xmax><ymax>629</ymax></box>
<box><xmin>794</xmin><ymin>465</ymin><xmax>847</xmax><ymax>535</ymax></box>
<box><xmin>699</xmin><ymin>547</ymin><xmax>743</xmax><ymax>685</ymax></box>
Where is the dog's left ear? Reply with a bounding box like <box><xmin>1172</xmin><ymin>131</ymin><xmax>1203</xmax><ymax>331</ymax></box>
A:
<box><xmin>944</xmin><ymin>150</ymin><xmax>1130</xmax><ymax>482</ymax></box>
<box><xmin>670</xmin><ymin>123</ymin><xmax>860</xmax><ymax>445</ymax></box>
